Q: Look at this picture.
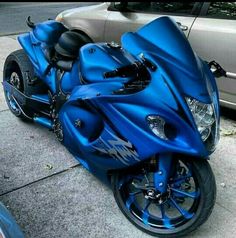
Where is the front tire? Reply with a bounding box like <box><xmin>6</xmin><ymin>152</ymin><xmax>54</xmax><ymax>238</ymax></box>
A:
<box><xmin>112</xmin><ymin>158</ymin><xmax>216</xmax><ymax>237</ymax></box>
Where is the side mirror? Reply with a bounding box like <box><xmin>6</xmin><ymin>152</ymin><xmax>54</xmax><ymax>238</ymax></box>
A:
<box><xmin>114</xmin><ymin>2</ymin><xmax>127</xmax><ymax>12</ymax></box>
<box><xmin>208</xmin><ymin>61</ymin><xmax>227</xmax><ymax>78</ymax></box>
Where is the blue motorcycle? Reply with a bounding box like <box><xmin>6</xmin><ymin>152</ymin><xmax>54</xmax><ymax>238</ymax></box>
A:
<box><xmin>2</xmin><ymin>16</ymin><xmax>226</xmax><ymax>237</ymax></box>
<box><xmin>0</xmin><ymin>202</ymin><xmax>24</xmax><ymax>238</ymax></box>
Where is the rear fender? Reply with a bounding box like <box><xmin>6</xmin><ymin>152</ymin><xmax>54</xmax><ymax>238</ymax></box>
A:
<box><xmin>18</xmin><ymin>33</ymin><xmax>57</xmax><ymax>92</ymax></box>
<box><xmin>18</xmin><ymin>33</ymin><xmax>38</xmax><ymax>67</ymax></box>
<box><xmin>18</xmin><ymin>32</ymin><xmax>50</xmax><ymax>77</ymax></box>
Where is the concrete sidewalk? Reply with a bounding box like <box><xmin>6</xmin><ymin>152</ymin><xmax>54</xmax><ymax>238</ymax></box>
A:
<box><xmin>0</xmin><ymin>36</ymin><xmax>236</xmax><ymax>238</ymax></box>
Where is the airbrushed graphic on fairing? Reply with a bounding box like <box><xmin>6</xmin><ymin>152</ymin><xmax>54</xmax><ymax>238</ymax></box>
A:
<box><xmin>92</xmin><ymin>131</ymin><xmax>140</xmax><ymax>165</ymax></box>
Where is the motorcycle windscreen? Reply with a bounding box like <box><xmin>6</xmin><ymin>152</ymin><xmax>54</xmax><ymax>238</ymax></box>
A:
<box><xmin>121</xmin><ymin>16</ymin><xmax>212</xmax><ymax>104</ymax></box>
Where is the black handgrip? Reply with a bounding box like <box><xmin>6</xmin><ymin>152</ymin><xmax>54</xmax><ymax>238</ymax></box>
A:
<box><xmin>103</xmin><ymin>62</ymin><xmax>141</xmax><ymax>79</ymax></box>
<box><xmin>103</xmin><ymin>70</ymin><xmax>118</xmax><ymax>79</ymax></box>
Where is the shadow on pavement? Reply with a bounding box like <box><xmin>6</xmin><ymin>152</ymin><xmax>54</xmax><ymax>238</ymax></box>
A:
<box><xmin>220</xmin><ymin>106</ymin><xmax>236</xmax><ymax>121</ymax></box>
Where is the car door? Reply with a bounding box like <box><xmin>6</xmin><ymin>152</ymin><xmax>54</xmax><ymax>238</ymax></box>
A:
<box><xmin>188</xmin><ymin>2</ymin><xmax>236</xmax><ymax>109</ymax></box>
<box><xmin>104</xmin><ymin>2</ymin><xmax>203</xmax><ymax>43</ymax></box>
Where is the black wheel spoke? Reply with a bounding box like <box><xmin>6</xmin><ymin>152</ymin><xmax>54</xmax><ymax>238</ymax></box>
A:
<box><xmin>129</xmin><ymin>189</ymin><xmax>143</xmax><ymax>196</ymax></box>
<box><xmin>159</xmin><ymin>204</ymin><xmax>173</xmax><ymax>229</ymax></box>
<box><xmin>119</xmin><ymin>175</ymin><xmax>143</xmax><ymax>189</ymax></box>
<box><xmin>169</xmin><ymin>197</ymin><xmax>194</xmax><ymax>219</ymax></box>
<box><xmin>142</xmin><ymin>199</ymin><xmax>151</xmax><ymax>225</ymax></box>
<box><xmin>144</xmin><ymin>199</ymin><xmax>151</xmax><ymax>210</ymax></box>
<box><xmin>125</xmin><ymin>194</ymin><xmax>135</xmax><ymax>210</ymax></box>
<box><xmin>118</xmin><ymin>176</ymin><xmax>131</xmax><ymax>189</ymax></box>
<box><xmin>170</xmin><ymin>188</ymin><xmax>200</xmax><ymax>199</ymax></box>
<box><xmin>170</xmin><ymin>171</ymin><xmax>192</xmax><ymax>185</ymax></box>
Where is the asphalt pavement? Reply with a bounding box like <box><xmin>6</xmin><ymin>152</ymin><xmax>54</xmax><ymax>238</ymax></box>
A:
<box><xmin>0</xmin><ymin>2</ymin><xmax>100</xmax><ymax>36</ymax></box>
<box><xmin>0</xmin><ymin>7</ymin><xmax>236</xmax><ymax>237</ymax></box>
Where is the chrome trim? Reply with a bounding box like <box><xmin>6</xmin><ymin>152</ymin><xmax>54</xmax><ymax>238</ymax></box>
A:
<box><xmin>226</xmin><ymin>72</ymin><xmax>236</xmax><ymax>80</ymax></box>
<box><xmin>12</xmin><ymin>95</ymin><xmax>33</xmax><ymax>120</ymax></box>
<box><xmin>220</xmin><ymin>99</ymin><xmax>236</xmax><ymax>106</ymax></box>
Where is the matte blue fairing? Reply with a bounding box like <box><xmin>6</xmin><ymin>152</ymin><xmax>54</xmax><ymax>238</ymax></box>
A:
<box><xmin>60</xmin><ymin>59</ymin><xmax>81</xmax><ymax>94</ymax></box>
<box><xmin>13</xmin><ymin>17</ymin><xmax>220</xmax><ymax>185</ymax></box>
<box><xmin>18</xmin><ymin>20</ymin><xmax>67</xmax><ymax>93</ymax></box>
<box><xmin>121</xmin><ymin>16</ymin><xmax>212</xmax><ymax>104</ymax></box>
<box><xmin>60</xmin><ymin>66</ymin><xmax>208</xmax><ymax>168</ymax></box>
<box><xmin>58</xmin><ymin>17</ymin><xmax>219</xmax><ymax>185</ymax></box>
<box><xmin>79</xmin><ymin>43</ymin><xmax>136</xmax><ymax>84</ymax></box>
<box><xmin>18</xmin><ymin>33</ymin><xmax>57</xmax><ymax>93</ymax></box>
<box><xmin>31</xmin><ymin>20</ymin><xmax>67</xmax><ymax>44</ymax></box>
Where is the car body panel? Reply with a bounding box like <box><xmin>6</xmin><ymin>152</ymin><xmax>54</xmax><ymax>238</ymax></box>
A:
<box><xmin>104</xmin><ymin>11</ymin><xmax>195</xmax><ymax>43</ymax></box>
<box><xmin>188</xmin><ymin>17</ymin><xmax>236</xmax><ymax>110</ymax></box>
<box><xmin>57</xmin><ymin>3</ymin><xmax>109</xmax><ymax>42</ymax></box>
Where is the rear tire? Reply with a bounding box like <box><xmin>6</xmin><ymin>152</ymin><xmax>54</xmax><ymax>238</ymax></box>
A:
<box><xmin>3</xmin><ymin>49</ymin><xmax>46</xmax><ymax>120</ymax></box>
<box><xmin>112</xmin><ymin>158</ymin><xmax>216</xmax><ymax>237</ymax></box>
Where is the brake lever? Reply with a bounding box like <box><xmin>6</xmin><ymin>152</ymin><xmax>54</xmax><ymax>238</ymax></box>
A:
<box><xmin>139</xmin><ymin>53</ymin><xmax>157</xmax><ymax>71</ymax></box>
<box><xmin>208</xmin><ymin>60</ymin><xmax>227</xmax><ymax>78</ymax></box>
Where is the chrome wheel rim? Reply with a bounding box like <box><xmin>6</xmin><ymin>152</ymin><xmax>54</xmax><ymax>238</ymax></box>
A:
<box><xmin>5</xmin><ymin>71</ymin><xmax>21</xmax><ymax>115</ymax></box>
<box><xmin>10</xmin><ymin>72</ymin><xmax>21</xmax><ymax>89</ymax></box>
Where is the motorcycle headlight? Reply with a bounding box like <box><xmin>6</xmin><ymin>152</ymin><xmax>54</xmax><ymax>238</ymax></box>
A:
<box><xmin>186</xmin><ymin>97</ymin><xmax>215</xmax><ymax>141</ymax></box>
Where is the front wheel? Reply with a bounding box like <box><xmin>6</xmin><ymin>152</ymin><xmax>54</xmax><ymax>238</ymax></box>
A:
<box><xmin>112</xmin><ymin>158</ymin><xmax>216</xmax><ymax>237</ymax></box>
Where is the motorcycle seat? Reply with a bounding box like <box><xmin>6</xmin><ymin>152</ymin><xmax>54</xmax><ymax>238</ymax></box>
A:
<box><xmin>43</xmin><ymin>47</ymin><xmax>73</xmax><ymax>72</ymax></box>
<box><xmin>43</xmin><ymin>31</ymin><xmax>91</xmax><ymax>72</ymax></box>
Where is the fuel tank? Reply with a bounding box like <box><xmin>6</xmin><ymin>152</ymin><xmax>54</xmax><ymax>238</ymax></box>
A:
<box><xmin>60</xmin><ymin>59</ymin><xmax>81</xmax><ymax>94</ymax></box>
<box><xmin>79</xmin><ymin>42</ymin><xmax>137</xmax><ymax>84</ymax></box>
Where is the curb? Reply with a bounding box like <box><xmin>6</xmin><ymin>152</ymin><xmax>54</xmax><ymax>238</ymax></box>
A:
<box><xmin>0</xmin><ymin>31</ymin><xmax>27</xmax><ymax>37</ymax></box>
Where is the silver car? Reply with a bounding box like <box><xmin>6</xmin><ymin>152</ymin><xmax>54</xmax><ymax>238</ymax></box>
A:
<box><xmin>56</xmin><ymin>2</ymin><xmax>236</xmax><ymax>110</ymax></box>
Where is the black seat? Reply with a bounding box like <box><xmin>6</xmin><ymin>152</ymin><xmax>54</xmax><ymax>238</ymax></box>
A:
<box><xmin>55</xmin><ymin>31</ymin><xmax>91</xmax><ymax>60</ymax></box>
<box><xmin>43</xmin><ymin>31</ymin><xmax>91</xmax><ymax>72</ymax></box>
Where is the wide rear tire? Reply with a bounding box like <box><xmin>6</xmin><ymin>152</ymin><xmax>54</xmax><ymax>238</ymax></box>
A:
<box><xmin>3</xmin><ymin>49</ymin><xmax>46</xmax><ymax>120</ymax></box>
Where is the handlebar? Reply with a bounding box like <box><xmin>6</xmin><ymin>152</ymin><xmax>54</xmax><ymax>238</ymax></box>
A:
<box><xmin>103</xmin><ymin>62</ymin><xmax>141</xmax><ymax>79</ymax></box>
<box><xmin>103</xmin><ymin>57</ymin><xmax>157</xmax><ymax>79</ymax></box>
<box><xmin>103</xmin><ymin>69</ymin><xmax>119</xmax><ymax>79</ymax></box>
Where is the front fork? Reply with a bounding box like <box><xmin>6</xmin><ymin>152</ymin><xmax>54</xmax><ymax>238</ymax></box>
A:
<box><xmin>154</xmin><ymin>153</ymin><xmax>173</xmax><ymax>193</ymax></box>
